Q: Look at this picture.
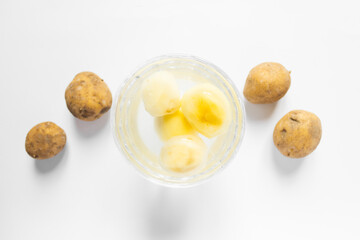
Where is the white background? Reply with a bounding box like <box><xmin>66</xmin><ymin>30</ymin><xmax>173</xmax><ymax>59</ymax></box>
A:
<box><xmin>1</xmin><ymin>0</ymin><xmax>360</xmax><ymax>239</ymax></box>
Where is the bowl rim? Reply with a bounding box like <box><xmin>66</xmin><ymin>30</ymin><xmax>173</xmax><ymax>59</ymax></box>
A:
<box><xmin>111</xmin><ymin>54</ymin><xmax>246</xmax><ymax>187</ymax></box>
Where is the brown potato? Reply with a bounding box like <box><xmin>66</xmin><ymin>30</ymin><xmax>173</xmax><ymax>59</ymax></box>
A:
<box><xmin>65</xmin><ymin>72</ymin><xmax>112</xmax><ymax>121</ymax></box>
<box><xmin>25</xmin><ymin>122</ymin><xmax>66</xmax><ymax>160</ymax></box>
<box><xmin>273</xmin><ymin>110</ymin><xmax>322</xmax><ymax>158</ymax></box>
<box><xmin>243</xmin><ymin>62</ymin><xmax>291</xmax><ymax>104</ymax></box>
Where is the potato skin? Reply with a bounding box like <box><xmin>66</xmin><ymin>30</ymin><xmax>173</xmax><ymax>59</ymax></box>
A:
<box><xmin>244</xmin><ymin>62</ymin><xmax>291</xmax><ymax>104</ymax></box>
<box><xmin>65</xmin><ymin>72</ymin><xmax>112</xmax><ymax>121</ymax></box>
<box><xmin>273</xmin><ymin>110</ymin><xmax>322</xmax><ymax>158</ymax></box>
<box><xmin>25</xmin><ymin>122</ymin><xmax>66</xmax><ymax>160</ymax></box>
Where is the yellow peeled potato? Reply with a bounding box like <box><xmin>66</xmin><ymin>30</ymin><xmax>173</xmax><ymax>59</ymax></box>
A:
<box><xmin>160</xmin><ymin>135</ymin><xmax>207</xmax><ymax>173</ymax></box>
<box><xmin>181</xmin><ymin>83</ymin><xmax>231</xmax><ymax>138</ymax></box>
<box><xmin>273</xmin><ymin>110</ymin><xmax>322</xmax><ymax>158</ymax></box>
<box><xmin>155</xmin><ymin>110</ymin><xmax>195</xmax><ymax>140</ymax></box>
<box><xmin>141</xmin><ymin>71</ymin><xmax>180</xmax><ymax>117</ymax></box>
<box><xmin>243</xmin><ymin>62</ymin><xmax>291</xmax><ymax>104</ymax></box>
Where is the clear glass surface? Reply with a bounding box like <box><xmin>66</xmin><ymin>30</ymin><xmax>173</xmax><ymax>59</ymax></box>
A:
<box><xmin>111</xmin><ymin>55</ymin><xmax>246</xmax><ymax>187</ymax></box>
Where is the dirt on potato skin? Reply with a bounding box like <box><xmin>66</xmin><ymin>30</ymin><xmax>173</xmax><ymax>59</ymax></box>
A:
<box><xmin>25</xmin><ymin>122</ymin><xmax>66</xmax><ymax>160</ymax></box>
<box><xmin>65</xmin><ymin>72</ymin><xmax>112</xmax><ymax>121</ymax></box>
<box><xmin>273</xmin><ymin>110</ymin><xmax>322</xmax><ymax>158</ymax></box>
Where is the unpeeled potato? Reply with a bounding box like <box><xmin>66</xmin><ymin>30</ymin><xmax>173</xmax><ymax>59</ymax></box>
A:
<box><xmin>65</xmin><ymin>72</ymin><xmax>112</xmax><ymax>121</ymax></box>
<box><xmin>244</xmin><ymin>62</ymin><xmax>291</xmax><ymax>104</ymax></box>
<box><xmin>25</xmin><ymin>122</ymin><xmax>66</xmax><ymax>160</ymax></box>
<box><xmin>273</xmin><ymin>110</ymin><xmax>322</xmax><ymax>158</ymax></box>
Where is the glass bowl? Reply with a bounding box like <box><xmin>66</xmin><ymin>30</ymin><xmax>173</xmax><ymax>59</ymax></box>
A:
<box><xmin>111</xmin><ymin>55</ymin><xmax>246</xmax><ymax>187</ymax></box>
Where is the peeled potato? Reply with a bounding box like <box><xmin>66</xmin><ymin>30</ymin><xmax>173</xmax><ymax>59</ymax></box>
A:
<box><xmin>141</xmin><ymin>71</ymin><xmax>180</xmax><ymax>117</ymax></box>
<box><xmin>243</xmin><ymin>62</ymin><xmax>291</xmax><ymax>104</ymax></box>
<box><xmin>181</xmin><ymin>83</ymin><xmax>231</xmax><ymax>138</ymax></box>
<box><xmin>273</xmin><ymin>110</ymin><xmax>322</xmax><ymax>158</ymax></box>
<box><xmin>160</xmin><ymin>135</ymin><xmax>207</xmax><ymax>173</ymax></box>
<box><xmin>65</xmin><ymin>72</ymin><xmax>112</xmax><ymax>121</ymax></box>
<box><xmin>155</xmin><ymin>110</ymin><xmax>195</xmax><ymax>140</ymax></box>
<box><xmin>25</xmin><ymin>122</ymin><xmax>66</xmax><ymax>160</ymax></box>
